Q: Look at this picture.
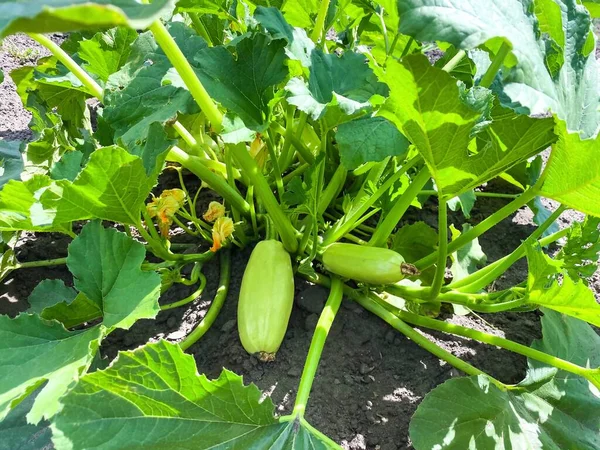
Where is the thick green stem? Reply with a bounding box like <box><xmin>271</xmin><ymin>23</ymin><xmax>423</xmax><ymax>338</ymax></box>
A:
<box><xmin>415</xmin><ymin>186</ymin><xmax>538</xmax><ymax>269</ymax></box>
<box><xmin>318</xmin><ymin>164</ymin><xmax>347</xmax><ymax>215</ymax></box>
<box><xmin>188</xmin><ymin>12</ymin><xmax>213</xmax><ymax>46</ymax></box>
<box><xmin>14</xmin><ymin>257</ymin><xmax>68</xmax><ymax>270</ymax></box>
<box><xmin>148</xmin><ymin>20</ymin><xmax>222</xmax><ymax>131</ymax></box>
<box><xmin>441</xmin><ymin>50</ymin><xmax>466</xmax><ymax>73</ymax></box>
<box><xmin>279</xmin><ymin>105</ymin><xmax>296</xmax><ymax>171</ymax></box>
<box><xmin>272</xmin><ymin>122</ymin><xmax>315</xmax><ymax>164</ymax></box>
<box><xmin>323</xmin><ymin>156</ymin><xmax>419</xmax><ymax>246</ymax></box>
<box><xmin>293</xmin><ymin>277</ymin><xmax>344</xmax><ymax>416</ymax></box>
<box><xmin>161</xmin><ymin>272</ymin><xmax>207</xmax><ymax>310</ymax></box>
<box><xmin>167</xmin><ymin>147</ymin><xmax>251</xmax><ymax>217</ymax></box>
<box><xmin>430</xmin><ymin>198</ymin><xmax>448</xmax><ymax>299</ymax></box>
<box><xmin>451</xmin><ymin>205</ymin><xmax>567</xmax><ymax>292</ymax></box>
<box><xmin>420</xmin><ymin>190</ymin><xmax>519</xmax><ymax>199</ymax></box>
<box><xmin>479</xmin><ymin>42</ymin><xmax>511</xmax><ymax>88</ymax></box>
<box><xmin>180</xmin><ymin>250</ymin><xmax>231</xmax><ymax>350</ymax></box>
<box><xmin>265</xmin><ymin>131</ymin><xmax>284</xmax><ymax>201</ymax></box>
<box><xmin>28</xmin><ymin>33</ymin><xmax>104</xmax><ymax>99</ymax></box>
<box><xmin>230</xmin><ymin>143</ymin><xmax>298</xmax><ymax>253</ymax></box>
<box><xmin>310</xmin><ymin>0</ymin><xmax>331</xmax><ymax>43</ymax></box>
<box><xmin>385</xmin><ymin>305</ymin><xmax>600</xmax><ymax>389</ymax></box>
<box><xmin>369</xmin><ymin>167</ymin><xmax>430</xmax><ymax>247</ymax></box>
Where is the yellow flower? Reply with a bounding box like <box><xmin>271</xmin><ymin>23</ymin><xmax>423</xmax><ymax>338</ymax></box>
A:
<box><xmin>146</xmin><ymin>189</ymin><xmax>186</xmax><ymax>238</ymax></box>
<box><xmin>210</xmin><ymin>216</ymin><xmax>234</xmax><ymax>252</ymax></box>
<box><xmin>203</xmin><ymin>201</ymin><xmax>226</xmax><ymax>222</ymax></box>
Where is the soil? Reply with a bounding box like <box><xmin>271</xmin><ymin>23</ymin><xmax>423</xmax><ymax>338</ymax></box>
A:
<box><xmin>1</xmin><ymin>34</ymin><xmax>600</xmax><ymax>450</ymax></box>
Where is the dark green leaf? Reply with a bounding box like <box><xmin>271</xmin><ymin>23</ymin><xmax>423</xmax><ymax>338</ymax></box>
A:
<box><xmin>0</xmin><ymin>140</ymin><xmax>23</xmax><ymax>189</ymax></box>
<box><xmin>0</xmin><ymin>388</ymin><xmax>52</xmax><ymax>450</ymax></box>
<box><xmin>336</xmin><ymin>116</ymin><xmax>409</xmax><ymax>170</ymax></box>
<box><xmin>556</xmin><ymin>215</ymin><xmax>600</xmax><ymax>279</ymax></box>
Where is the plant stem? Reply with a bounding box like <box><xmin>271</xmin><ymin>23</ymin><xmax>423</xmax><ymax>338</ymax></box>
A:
<box><xmin>399</xmin><ymin>37</ymin><xmax>414</xmax><ymax>58</ymax></box>
<box><xmin>14</xmin><ymin>257</ymin><xmax>68</xmax><ymax>269</ymax></box>
<box><xmin>420</xmin><ymin>190</ymin><xmax>519</xmax><ymax>199</ymax></box>
<box><xmin>265</xmin><ymin>131</ymin><xmax>284</xmax><ymax>201</ymax></box>
<box><xmin>279</xmin><ymin>105</ymin><xmax>296</xmax><ymax>171</ymax></box>
<box><xmin>384</xmin><ymin>303</ymin><xmax>600</xmax><ymax>389</ymax></box>
<box><xmin>323</xmin><ymin>156</ymin><xmax>419</xmax><ymax>246</ymax></box>
<box><xmin>318</xmin><ymin>164</ymin><xmax>347</xmax><ymax>215</ymax></box>
<box><xmin>430</xmin><ymin>198</ymin><xmax>448</xmax><ymax>299</ymax></box>
<box><xmin>161</xmin><ymin>272</ymin><xmax>207</xmax><ymax>310</ymax></box>
<box><xmin>272</xmin><ymin>122</ymin><xmax>315</xmax><ymax>164</ymax></box>
<box><xmin>415</xmin><ymin>186</ymin><xmax>538</xmax><ymax>269</ymax></box>
<box><xmin>147</xmin><ymin>20</ymin><xmax>223</xmax><ymax>131</ymax></box>
<box><xmin>167</xmin><ymin>147</ymin><xmax>251</xmax><ymax>217</ymax></box>
<box><xmin>230</xmin><ymin>143</ymin><xmax>298</xmax><ymax>253</ymax></box>
<box><xmin>292</xmin><ymin>277</ymin><xmax>344</xmax><ymax>416</ymax></box>
<box><xmin>311</xmin><ymin>0</ymin><xmax>331</xmax><ymax>43</ymax></box>
<box><xmin>479</xmin><ymin>42</ymin><xmax>511</xmax><ymax>89</ymax></box>
<box><xmin>369</xmin><ymin>167</ymin><xmax>430</xmax><ymax>247</ymax></box>
<box><xmin>188</xmin><ymin>12</ymin><xmax>213</xmax><ymax>46</ymax></box>
<box><xmin>28</xmin><ymin>33</ymin><xmax>103</xmax><ymax>99</ymax></box>
<box><xmin>441</xmin><ymin>50</ymin><xmax>466</xmax><ymax>73</ymax></box>
<box><xmin>451</xmin><ymin>205</ymin><xmax>567</xmax><ymax>292</ymax></box>
<box><xmin>171</xmin><ymin>121</ymin><xmax>203</xmax><ymax>156</ymax></box>
<box><xmin>179</xmin><ymin>250</ymin><xmax>231</xmax><ymax>350</ymax></box>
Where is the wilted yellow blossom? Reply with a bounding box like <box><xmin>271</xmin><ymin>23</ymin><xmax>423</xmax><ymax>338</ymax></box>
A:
<box><xmin>210</xmin><ymin>216</ymin><xmax>234</xmax><ymax>252</ymax></box>
<box><xmin>203</xmin><ymin>201</ymin><xmax>226</xmax><ymax>222</ymax></box>
<box><xmin>146</xmin><ymin>189</ymin><xmax>186</xmax><ymax>238</ymax></box>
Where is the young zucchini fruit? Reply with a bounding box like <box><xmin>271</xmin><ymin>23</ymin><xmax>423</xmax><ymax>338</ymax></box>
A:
<box><xmin>238</xmin><ymin>240</ymin><xmax>294</xmax><ymax>361</ymax></box>
<box><xmin>323</xmin><ymin>243</ymin><xmax>408</xmax><ymax>285</ymax></box>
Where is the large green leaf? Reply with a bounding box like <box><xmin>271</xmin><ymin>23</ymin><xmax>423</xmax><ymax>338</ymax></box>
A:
<box><xmin>0</xmin><ymin>141</ymin><xmax>23</xmax><ymax>189</ymax></box>
<box><xmin>28</xmin><ymin>279</ymin><xmax>102</xmax><ymax>329</ymax></box>
<box><xmin>526</xmin><ymin>245</ymin><xmax>600</xmax><ymax>327</ymax></box>
<box><xmin>189</xmin><ymin>32</ymin><xmax>288</xmax><ymax>131</ymax></box>
<box><xmin>0</xmin><ymin>315</ymin><xmax>102</xmax><ymax>424</ymax></box>
<box><xmin>0</xmin><ymin>389</ymin><xmax>52</xmax><ymax>450</ymax></box>
<box><xmin>0</xmin><ymin>0</ymin><xmax>175</xmax><ymax>37</ymax></box>
<box><xmin>540</xmin><ymin>123</ymin><xmax>600</xmax><ymax>216</ymax></box>
<box><xmin>286</xmin><ymin>49</ymin><xmax>388</xmax><ymax>122</ymax></box>
<box><xmin>409</xmin><ymin>310</ymin><xmax>600</xmax><ymax>450</ymax></box>
<box><xmin>398</xmin><ymin>0</ymin><xmax>600</xmax><ymax>138</ymax></box>
<box><xmin>52</xmin><ymin>340</ymin><xmax>339</xmax><ymax>449</ymax></box>
<box><xmin>556</xmin><ymin>215</ymin><xmax>600</xmax><ymax>279</ymax></box>
<box><xmin>103</xmin><ymin>23</ymin><xmax>201</xmax><ymax>159</ymax></box>
<box><xmin>41</xmin><ymin>146</ymin><xmax>155</xmax><ymax>226</ymax></box>
<box><xmin>78</xmin><ymin>27</ymin><xmax>139</xmax><ymax>83</ymax></box>
<box><xmin>378</xmin><ymin>55</ymin><xmax>555</xmax><ymax>198</ymax></box>
<box><xmin>66</xmin><ymin>221</ymin><xmax>160</xmax><ymax>330</ymax></box>
<box><xmin>335</xmin><ymin>116</ymin><xmax>409</xmax><ymax>170</ymax></box>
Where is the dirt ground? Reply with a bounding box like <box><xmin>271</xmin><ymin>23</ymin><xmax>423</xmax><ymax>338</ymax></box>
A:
<box><xmin>1</xmin><ymin>34</ymin><xmax>599</xmax><ymax>450</ymax></box>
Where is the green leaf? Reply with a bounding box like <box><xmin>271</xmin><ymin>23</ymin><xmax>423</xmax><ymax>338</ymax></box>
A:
<box><xmin>398</xmin><ymin>0</ymin><xmax>600</xmax><ymax>137</ymax></box>
<box><xmin>0</xmin><ymin>315</ymin><xmax>102</xmax><ymax>424</ymax></box>
<box><xmin>50</xmin><ymin>150</ymin><xmax>84</xmax><ymax>181</ymax></box>
<box><xmin>287</xmin><ymin>49</ymin><xmax>388</xmax><ymax>121</ymax></box>
<box><xmin>190</xmin><ymin>32</ymin><xmax>288</xmax><ymax>131</ymax></box>
<box><xmin>584</xmin><ymin>1</ymin><xmax>600</xmax><ymax>17</ymax></box>
<box><xmin>526</xmin><ymin>244</ymin><xmax>600</xmax><ymax>327</ymax></box>
<box><xmin>0</xmin><ymin>175</ymin><xmax>69</xmax><ymax>232</ymax></box>
<box><xmin>66</xmin><ymin>221</ymin><xmax>161</xmax><ymax>330</ymax></box>
<box><xmin>41</xmin><ymin>146</ymin><xmax>155</xmax><ymax>226</ymax></box>
<box><xmin>0</xmin><ymin>232</ymin><xmax>17</xmax><ymax>284</ymax></box>
<box><xmin>378</xmin><ymin>54</ymin><xmax>556</xmax><ymax>198</ymax></box>
<box><xmin>0</xmin><ymin>140</ymin><xmax>23</xmax><ymax>189</ymax></box>
<box><xmin>449</xmin><ymin>224</ymin><xmax>487</xmax><ymax>282</ymax></box>
<box><xmin>556</xmin><ymin>215</ymin><xmax>600</xmax><ymax>279</ymax></box>
<box><xmin>104</xmin><ymin>23</ymin><xmax>202</xmax><ymax>159</ymax></box>
<box><xmin>392</xmin><ymin>222</ymin><xmax>438</xmax><ymax>263</ymax></box>
<box><xmin>540</xmin><ymin>123</ymin><xmax>600</xmax><ymax>216</ymax></box>
<box><xmin>447</xmin><ymin>190</ymin><xmax>476</xmax><ymax>219</ymax></box>
<box><xmin>336</xmin><ymin>116</ymin><xmax>409</xmax><ymax>170</ymax></box>
<box><xmin>0</xmin><ymin>388</ymin><xmax>52</xmax><ymax>450</ymax></box>
<box><xmin>528</xmin><ymin>197</ymin><xmax>560</xmax><ymax>238</ymax></box>
<box><xmin>410</xmin><ymin>310</ymin><xmax>600</xmax><ymax>450</ymax></box>
<box><xmin>0</xmin><ymin>0</ymin><xmax>176</xmax><ymax>37</ymax></box>
<box><xmin>52</xmin><ymin>340</ymin><xmax>338</xmax><ymax>449</ymax></box>
<box><xmin>28</xmin><ymin>279</ymin><xmax>101</xmax><ymax>329</ymax></box>
<box><xmin>28</xmin><ymin>279</ymin><xmax>77</xmax><ymax>315</ymax></box>
<box><xmin>78</xmin><ymin>27</ymin><xmax>139</xmax><ymax>83</ymax></box>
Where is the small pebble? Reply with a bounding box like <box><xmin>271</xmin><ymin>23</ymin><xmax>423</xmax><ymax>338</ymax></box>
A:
<box><xmin>334</xmin><ymin>378</ymin><xmax>341</xmax><ymax>385</ymax></box>
<box><xmin>166</xmin><ymin>316</ymin><xmax>177</xmax><ymax>328</ymax></box>
<box><xmin>304</xmin><ymin>313</ymin><xmax>319</xmax><ymax>331</ymax></box>
<box><xmin>221</xmin><ymin>319</ymin><xmax>236</xmax><ymax>333</ymax></box>
<box><xmin>287</xmin><ymin>367</ymin><xmax>301</xmax><ymax>377</ymax></box>
<box><xmin>359</xmin><ymin>363</ymin><xmax>373</xmax><ymax>375</ymax></box>
<box><xmin>385</xmin><ymin>330</ymin><xmax>395</xmax><ymax>344</ymax></box>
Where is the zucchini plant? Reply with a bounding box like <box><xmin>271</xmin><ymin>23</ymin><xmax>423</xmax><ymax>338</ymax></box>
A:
<box><xmin>0</xmin><ymin>0</ymin><xmax>599</xmax><ymax>448</ymax></box>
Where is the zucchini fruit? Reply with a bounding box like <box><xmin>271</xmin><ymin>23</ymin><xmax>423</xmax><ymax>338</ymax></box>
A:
<box><xmin>238</xmin><ymin>240</ymin><xmax>294</xmax><ymax>361</ymax></box>
<box><xmin>323</xmin><ymin>243</ymin><xmax>407</xmax><ymax>284</ymax></box>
